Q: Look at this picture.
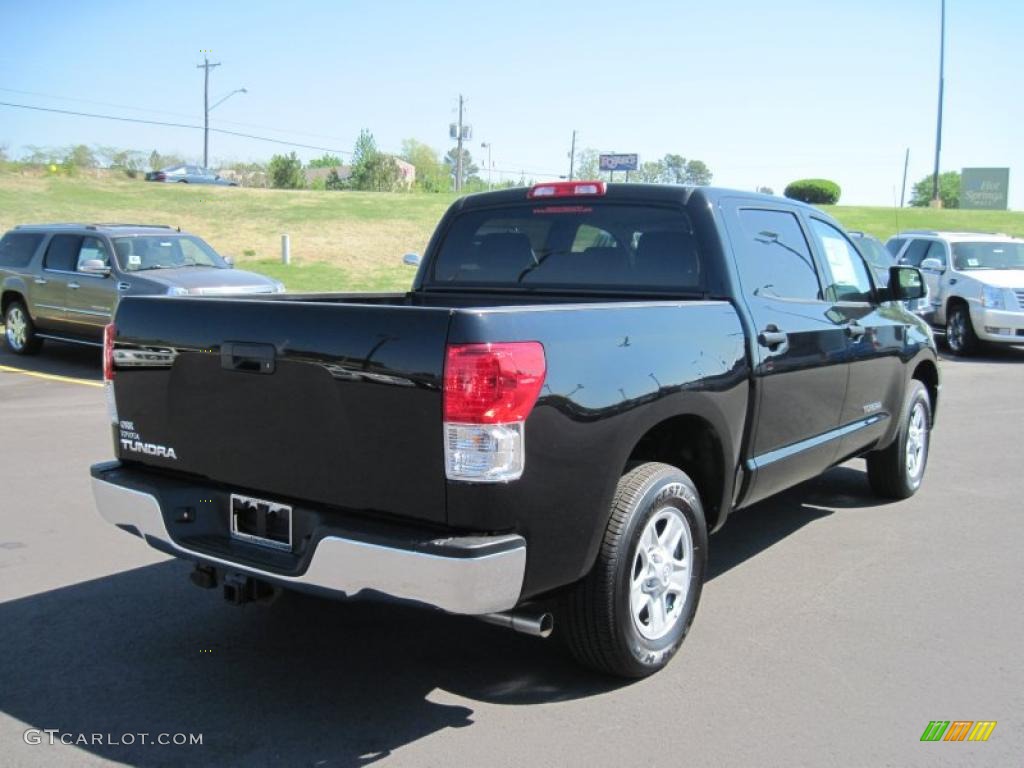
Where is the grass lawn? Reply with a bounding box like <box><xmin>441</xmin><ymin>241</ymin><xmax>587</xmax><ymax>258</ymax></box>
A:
<box><xmin>2</xmin><ymin>171</ymin><xmax>1021</xmax><ymax>292</ymax></box>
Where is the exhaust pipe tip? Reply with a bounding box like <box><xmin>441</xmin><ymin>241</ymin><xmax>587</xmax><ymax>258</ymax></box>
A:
<box><xmin>479</xmin><ymin>610</ymin><xmax>554</xmax><ymax>638</ymax></box>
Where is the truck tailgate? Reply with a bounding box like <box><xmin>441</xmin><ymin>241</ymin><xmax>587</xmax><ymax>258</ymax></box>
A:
<box><xmin>110</xmin><ymin>296</ymin><xmax>451</xmax><ymax>523</ymax></box>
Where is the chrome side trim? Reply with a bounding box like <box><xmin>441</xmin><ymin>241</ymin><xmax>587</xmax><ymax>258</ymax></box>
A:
<box><xmin>747</xmin><ymin>414</ymin><xmax>888</xmax><ymax>471</ymax></box>
<box><xmin>91</xmin><ymin>478</ymin><xmax>526</xmax><ymax>615</ymax></box>
<box><xmin>36</xmin><ymin>333</ymin><xmax>103</xmax><ymax>348</ymax></box>
<box><xmin>66</xmin><ymin>308</ymin><xmax>113</xmax><ymax>318</ymax></box>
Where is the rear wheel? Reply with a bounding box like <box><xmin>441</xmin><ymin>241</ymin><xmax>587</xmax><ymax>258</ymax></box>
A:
<box><xmin>4</xmin><ymin>300</ymin><xmax>43</xmax><ymax>355</ymax></box>
<box><xmin>946</xmin><ymin>303</ymin><xmax>978</xmax><ymax>356</ymax></box>
<box><xmin>866</xmin><ymin>380</ymin><xmax>931</xmax><ymax>499</ymax></box>
<box><xmin>562</xmin><ymin>462</ymin><xmax>707</xmax><ymax>678</ymax></box>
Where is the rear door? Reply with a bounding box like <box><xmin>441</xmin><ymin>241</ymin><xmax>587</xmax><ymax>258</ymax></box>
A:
<box><xmin>64</xmin><ymin>236</ymin><xmax>115</xmax><ymax>338</ymax></box>
<box><xmin>34</xmin><ymin>234</ymin><xmax>82</xmax><ymax>331</ymax></box>
<box><xmin>722</xmin><ymin>202</ymin><xmax>849</xmax><ymax>504</ymax></box>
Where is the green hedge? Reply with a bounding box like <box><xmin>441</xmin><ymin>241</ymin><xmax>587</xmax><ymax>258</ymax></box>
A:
<box><xmin>783</xmin><ymin>178</ymin><xmax>841</xmax><ymax>205</ymax></box>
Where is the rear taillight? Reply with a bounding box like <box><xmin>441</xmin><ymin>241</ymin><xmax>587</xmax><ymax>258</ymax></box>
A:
<box><xmin>443</xmin><ymin>342</ymin><xmax>545</xmax><ymax>482</ymax></box>
<box><xmin>155</xmin><ymin>172</ymin><xmax>166</xmax><ymax>181</ymax></box>
<box><xmin>103</xmin><ymin>323</ymin><xmax>118</xmax><ymax>424</ymax></box>
<box><xmin>103</xmin><ymin>323</ymin><xmax>116</xmax><ymax>381</ymax></box>
<box><xmin>527</xmin><ymin>180</ymin><xmax>606</xmax><ymax>199</ymax></box>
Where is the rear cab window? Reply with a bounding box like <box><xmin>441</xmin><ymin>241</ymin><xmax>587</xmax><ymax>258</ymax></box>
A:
<box><xmin>428</xmin><ymin>202</ymin><xmax>704</xmax><ymax>292</ymax></box>
<box><xmin>0</xmin><ymin>232</ymin><xmax>45</xmax><ymax>268</ymax></box>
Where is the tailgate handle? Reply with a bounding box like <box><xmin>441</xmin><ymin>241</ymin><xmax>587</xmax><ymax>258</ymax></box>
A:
<box><xmin>221</xmin><ymin>342</ymin><xmax>276</xmax><ymax>374</ymax></box>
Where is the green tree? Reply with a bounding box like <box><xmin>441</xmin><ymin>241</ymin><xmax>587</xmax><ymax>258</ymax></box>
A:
<box><xmin>636</xmin><ymin>160</ymin><xmax>666</xmax><ymax>183</ymax></box>
<box><xmin>910</xmin><ymin>171</ymin><xmax>960</xmax><ymax>208</ymax></box>
<box><xmin>268</xmin><ymin>152</ymin><xmax>304</xmax><ymax>189</ymax></box>
<box><xmin>661</xmin><ymin>154</ymin><xmax>687</xmax><ymax>184</ymax></box>
<box><xmin>684</xmin><ymin>160</ymin><xmax>712</xmax><ymax>186</ymax></box>
<box><xmin>325</xmin><ymin>168</ymin><xmax>346</xmax><ymax>190</ymax></box>
<box><xmin>349</xmin><ymin>130</ymin><xmax>401</xmax><ymax>191</ymax></box>
<box><xmin>401</xmin><ymin>139</ymin><xmax>449</xmax><ymax>192</ymax></box>
<box><xmin>308</xmin><ymin>153</ymin><xmax>344</xmax><ymax>169</ymax></box>
<box><xmin>148</xmin><ymin>150</ymin><xmax>184</xmax><ymax>171</ymax></box>
<box><xmin>574</xmin><ymin>148</ymin><xmax>600</xmax><ymax>180</ymax></box>
<box><xmin>63</xmin><ymin>144</ymin><xmax>97</xmax><ymax>168</ymax></box>
<box><xmin>757</xmin><ymin>186</ymin><xmax>774</xmax><ymax>195</ymax></box>
<box><xmin>444</xmin><ymin>147</ymin><xmax>479</xmax><ymax>186</ymax></box>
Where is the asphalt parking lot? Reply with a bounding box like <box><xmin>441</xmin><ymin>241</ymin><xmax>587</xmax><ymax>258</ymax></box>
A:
<box><xmin>1</xmin><ymin>340</ymin><xmax>1022</xmax><ymax>767</ymax></box>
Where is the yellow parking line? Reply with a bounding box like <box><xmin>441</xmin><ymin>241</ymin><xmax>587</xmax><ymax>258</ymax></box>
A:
<box><xmin>0</xmin><ymin>364</ymin><xmax>103</xmax><ymax>388</ymax></box>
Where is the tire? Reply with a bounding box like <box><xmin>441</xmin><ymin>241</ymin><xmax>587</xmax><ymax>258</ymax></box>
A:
<box><xmin>561</xmin><ymin>462</ymin><xmax>708</xmax><ymax>678</ymax></box>
<box><xmin>945</xmin><ymin>303</ymin><xmax>978</xmax><ymax>356</ymax></box>
<box><xmin>4</xmin><ymin>300</ymin><xmax>43</xmax><ymax>355</ymax></box>
<box><xmin>866</xmin><ymin>380</ymin><xmax>931</xmax><ymax>499</ymax></box>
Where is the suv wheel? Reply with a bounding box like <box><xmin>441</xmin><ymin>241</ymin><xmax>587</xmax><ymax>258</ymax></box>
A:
<box><xmin>866</xmin><ymin>380</ymin><xmax>931</xmax><ymax>499</ymax></box>
<box><xmin>946</xmin><ymin>303</ymin><xmax>978</xmax><ymax>356</ymax></box>
<box><xmin>4</xmin><ymin>300</ymin><xmax>43</xmax><ymax>355</ymax></box>
<box><xmin>561</xmin><ymin>462</ymin><xmax>707</xmax><ymax>678</ymax></box>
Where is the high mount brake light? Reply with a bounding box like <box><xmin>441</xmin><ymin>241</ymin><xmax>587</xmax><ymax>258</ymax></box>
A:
<box><xmin>442</xmin><ymin>342</ymin><xmax>546</xmax><ymax>482</ymax></box>
<box><xmin>527</xmin><ymin>181</ymin><xmax>606</xmax><ymax>199</ymax></box>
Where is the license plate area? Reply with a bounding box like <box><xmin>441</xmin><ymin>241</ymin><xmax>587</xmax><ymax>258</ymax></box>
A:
<box><xmin>230</xmin><ymin>494</ymin><xmax>292</xmax><ymax>551</ymax></box>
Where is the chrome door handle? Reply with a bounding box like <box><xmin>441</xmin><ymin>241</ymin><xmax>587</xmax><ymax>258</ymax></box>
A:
<box><xmin>34</xmin><ymin>277</ymin><xmax>47</xmax><ymax>285</ymax></box>
<box><xmin>68</xmin><ymin>282</ymin><xmax>81</xmax><ymax>290</ymax></box>
<box><xmin>846</xmin><ymin>322</ymin><xmax>866</xmax><ymax>339</ymax></box>
<box><xmin>757</xmin><ymin>326</ymin><xmax>788</xmax><ymax>350</ymax></box>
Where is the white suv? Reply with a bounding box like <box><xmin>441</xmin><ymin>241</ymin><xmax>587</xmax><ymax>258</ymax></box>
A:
<box><xmin>886</xmin><ymin>231</ymin><xmax>1024</xmax><ymax>355</ymax></box>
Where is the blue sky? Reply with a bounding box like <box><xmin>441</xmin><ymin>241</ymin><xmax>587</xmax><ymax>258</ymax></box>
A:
<box><xmin>1</xmin><ymin>0</ymin><xmax>1021</xmax><ymax>207</ymax></box>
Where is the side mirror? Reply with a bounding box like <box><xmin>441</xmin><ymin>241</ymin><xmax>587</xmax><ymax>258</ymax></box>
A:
<box><xmin>402</xmin><ymin>253</ymin><xmax>421</xmax><ymax>267</ymax></box>
<box><xmin>919</xmin><ymin>257</ymin><xmax>944</xmax><ymax>273</ymax></box>
<box><xmin>889</xmin><ymin>266</ymin><xmax>926</xmax><ymax>301</ymax></box>
<box><xmin>79</xmin><ymin>259</ymin><xmax>111</xmax><ymax>276</ymax></box>
<box><xmin>223</xmin><ymin>255</ymin><xmax>235</xmax><ymax>267</ymax></box>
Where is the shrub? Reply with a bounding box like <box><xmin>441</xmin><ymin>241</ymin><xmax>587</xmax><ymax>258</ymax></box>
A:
<box><xmin>783</xmin><ymin>178</ymin><xmax>841</xmax><ymax>205</ymax></box>
<box><xmin>268</xmin><ymin>152</ymin><xmax>304</xmax><ymax>189</ymax></box>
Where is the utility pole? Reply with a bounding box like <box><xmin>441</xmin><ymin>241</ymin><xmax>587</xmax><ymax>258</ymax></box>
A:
<box><xmin>931</xmin><ymin>0</ymin><xmax>946</xmax><ymax>207</ymax></box>
<box><xmin>900</xmin><ymin>147</ymin><xmax>910</xmax><ymax>207</ymax></box>
<box><xmin>456</xmin><ymin>94</ymin><xmax>464</xmax><ymax>192</ymax></box>
<box><xmin>197</xmin><ymin>57</ymin><xmax>221</xmax><ymax>168</ymax></box>
<box><xmin>568</xmin><ymin>129</ymin><xmax>577</xmax><ymax>180</ymax></box>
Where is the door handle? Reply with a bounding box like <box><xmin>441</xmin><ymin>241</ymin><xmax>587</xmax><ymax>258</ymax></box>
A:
<box><xmin>68</xmin><ymin>282</ymin><xmax>80</xmax><ymax>290</ymax></box>
<box><xmin>757</xmin><ymin>326</ymin><xmax>788</xmax><ymax>350</ymax></box>
<box><xmin>221</xmin><ymin>342</ymin><xmax>276</xmax><ymax>374</ymax></box>
<box><xmin>846</xmin><ymin>322</ymin><xmax>866</xmax><ymax>339</ymax></box>
<box><xmin>34</xmin><ymin>277</ymin><xmax>47</xmax><ymax>285</ymax></box>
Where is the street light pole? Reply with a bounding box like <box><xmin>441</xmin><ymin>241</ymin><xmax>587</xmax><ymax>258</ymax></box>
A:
<box><xmin>930</xmin><ymin>0</ymin><xmax>946</xmax><ymax>207</ymax></box>
<box><xmin>197</xmin><ymin>57</ymin><xmax>221</xmax><ymax>168</ymax></box>
<box><xmin>481</xmin><ymin>142</ymin><xmax>492</xmax><ymax>190</ymax></box>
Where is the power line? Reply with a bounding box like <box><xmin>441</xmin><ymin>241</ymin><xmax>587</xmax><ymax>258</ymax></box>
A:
<box><xmin>0</xmin><ymin>101</ymin><xmax>351</xmax><ymax>155</ymax></box>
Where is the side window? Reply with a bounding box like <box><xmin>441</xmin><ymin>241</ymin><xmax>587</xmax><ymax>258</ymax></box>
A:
<box><xmin>886</xmin><ymin>237</ymin><xmax>906</xmax><ymax>256</ymax></box>
<box><xmin>923</xmin><ymin>240</ymin><xmax>947</xmax><ymax>267</ymax></box>
<box><xmin>77</xmin><ymin>237</ymin><xmax>111</xmax><ymax>270</ymax></box>
<box><xmin>809</xmin><ymin>219</ymin><xmax>874</xmax><ymax>303</ymax></box>
<box><xmin>0</xmin><ymin>233</ymin><xmax>44</xmax><ymax>268</ymax></box>
<box><xmin>571</xmin><ymin>224</ymin><xmax>617</xmax><ymax>252</ymax></box>
<box><xmin>900</xmin><ymin>239</ymin><xmax>930</xmax><ymax>266</ymax></box>
<box><xmin>43</xmin><ymin>235</ymin><xmax>83</xmax><ymax>272</ymax></box>
<box><xmin>734</xmin><ymin>208</ymin><xmax>822</xmax><ymax>300</ymax></box>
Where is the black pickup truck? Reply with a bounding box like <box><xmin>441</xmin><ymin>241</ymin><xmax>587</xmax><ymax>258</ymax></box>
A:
<box><xmin>91</xmin><ymin>182</ymin><xmax>938</xmax><ymax>678</ymax></box>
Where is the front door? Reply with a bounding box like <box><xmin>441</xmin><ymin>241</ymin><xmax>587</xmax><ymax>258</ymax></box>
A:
<box><xmin>722</xmin><ymin>202</ymin><xmax>850</xmax><ymax>505</ymax></box>
<box><xmin>806</xmin><ymin>217</ymin><xmax>904</xmax><ymax>458</ymax></box>
<box><xmin>64</xmin><ymin>236</ymin><xmax>115</xmax><ymax>339</ymax></box>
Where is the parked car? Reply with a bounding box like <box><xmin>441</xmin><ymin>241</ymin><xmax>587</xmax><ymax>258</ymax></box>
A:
<box><xmin>1</xmin><ymin>224</ymin><xmax>284</xmax><ymax>355</ymax></box>
<box><xmin>91</xmin><ymin>183</ymin><xmax>937</xmax><ymax>678</ymax></box>
<box><xmin>886</xmin><ymin>230</ymin><xmax>1024</xmax><ymax>355</ymax></box>
<box><xmin>145</xmin><ymin>164</ymin><xmax>238</xmax><ymax>186</ymax></box>
<box><xmin>849</xmin><ymin>231</ymin><xmax>929</xmax><ymax>315</ymax></box>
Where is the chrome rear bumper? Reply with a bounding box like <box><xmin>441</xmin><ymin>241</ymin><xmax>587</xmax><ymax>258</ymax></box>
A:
<box><xmin>91</xmin><ymin>477</ymin><xmax>526</xmax><ymax>615</ymax></box>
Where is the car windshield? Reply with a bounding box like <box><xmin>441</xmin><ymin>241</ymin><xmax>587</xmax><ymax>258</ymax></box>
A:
<box><xmin>952</xmin><ymin>241</ymin><xmax>1024</xmax><ymax>270</ymax></box>
<box><xmin>429</xmin><ymin>202</ymin><xmax>703</xmax><ymax>292</ymax></box>
<box><xmin>112</xmin><ymin>234</ymin><xmax>226</xmax><ymax>271</ymax></box>
<box><xmin>852</xmin><ymin>236</ymin><xmax>893</xmax><ymax>270</ymax></box>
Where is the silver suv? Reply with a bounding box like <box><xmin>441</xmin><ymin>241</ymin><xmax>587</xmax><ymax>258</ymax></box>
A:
<box><xmin>886</xmin><ymin>230</ymin><xmax>1024</xmax><ymax>355</ymax></box>
<box><xmin>1</xmin><ymin>224</ymin><xmax>284</xmax><ymax>355</ymax></box>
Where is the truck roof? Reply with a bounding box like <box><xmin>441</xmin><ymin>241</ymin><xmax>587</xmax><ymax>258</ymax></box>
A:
<box><xmin>453</xmin><ymin>183</ymin><xmax>814</xmax><ymax>213</ymax></box>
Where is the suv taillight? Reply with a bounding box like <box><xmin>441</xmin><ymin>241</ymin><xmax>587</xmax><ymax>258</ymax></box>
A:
<box><xmin>443</xmin><ymin>342</ymin><xmax>545</xmax><ymax>482</ymax></box>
